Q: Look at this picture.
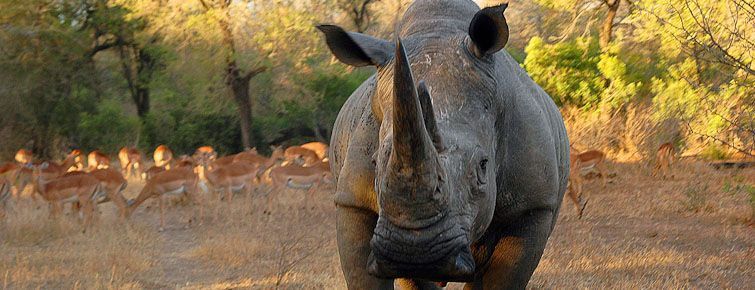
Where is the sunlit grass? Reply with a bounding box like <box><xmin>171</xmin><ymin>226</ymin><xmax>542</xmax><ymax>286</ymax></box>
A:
<box><xmin>0</xmin><ymin>162</ymin><xmax>752</xmax><ymax>289</ymax></box>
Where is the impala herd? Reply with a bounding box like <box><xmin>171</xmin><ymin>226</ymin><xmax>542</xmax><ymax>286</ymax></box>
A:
<box><xmin>0</xmin><ymin>141</ymin><xmax>675</xmax><ymax>227</ymax></box>
<box><xmin>0</xmin><ymin>142</ymin><xmax>333</xmax><ymax>231</ymax></box>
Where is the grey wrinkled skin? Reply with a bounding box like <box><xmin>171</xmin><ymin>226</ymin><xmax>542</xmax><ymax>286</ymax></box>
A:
<box><xmin>319</xmin><ymin>0</ymin><xmax>569</xmax><ymax>289</ymax></box>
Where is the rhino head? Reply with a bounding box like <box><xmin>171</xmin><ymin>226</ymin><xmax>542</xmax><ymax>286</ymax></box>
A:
<box><xmin>319</xmin><ymin>3</ymin><xmax>510</xmax><ymax>282</ymax></box>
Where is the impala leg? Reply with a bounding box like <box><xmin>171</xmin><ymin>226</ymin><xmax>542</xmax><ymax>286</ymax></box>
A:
<box><xmin>566</xmin><ymin>183</ymin><xmax>581</xmax><ymax>218</ymax></box>
<box><xmin>51</xmin><ymin>202</ymin><xmax>62</xmax><ymax>219</ymax></box>
<box><xmin>110</xmin><ymin>190</ymin><xmax>128</xmax><ymax>221</ymax></box>
<box><xmin>158</xmin><ymin>195</ymin><xmax>165</xmax><ymax>232</ymax></box>
<box><xmin>0</xmin><ymin>203</ymin><xmax>6</xmax><ymax>223</ymax></box>
<box><xmin>225</xmin><ymin>187</ymin><xmax>232</xmax><ymax>209</ymax></box>
<box><xmin>11</xmin><ymin>185</ymin><xmax>20</xmax><ymax>200</ymax></box>
<box><xmin>264</xmin><ymin>183</ymin><xmax>276</xmax><ymax>215</ymax></box>
<box><xmin>17</xmin><ymin>180</ymin><xmax>30</xmax><ymax>201</ymax></box>
<box><xmin>185</xmin><ymin>183</ymin><xmax>203</xmax><ymax>226</ymax></box>
<box><xmin>245</xmin><ymin>184</ymin><xmax>253</xmax><ymax>214</ymax></box>
<box><xmin>306</xmin><ymin>180</ymin><xmax>321</xmax><ymax>209</ymax></box>
<box><xmin>82</xmin><ymin>199</ymin><xmax>95</xmax><ymax>230</ymax></box>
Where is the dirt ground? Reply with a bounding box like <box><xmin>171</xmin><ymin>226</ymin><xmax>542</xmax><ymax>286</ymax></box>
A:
<box><xmin>1</xmin><ymin>161</ymin><xmax>753</xmax><ymax>289</ymax></box>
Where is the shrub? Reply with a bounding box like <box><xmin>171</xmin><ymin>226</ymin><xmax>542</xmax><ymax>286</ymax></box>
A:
<box><xmin>78</xmin><ymin>100</ymin><xmax>140</xmax><ymax>153</ymax></box>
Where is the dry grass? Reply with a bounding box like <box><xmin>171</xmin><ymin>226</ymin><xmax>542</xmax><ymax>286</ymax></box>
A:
<box><xmin>1</xmin><ymin>161</ymin><xmax>753</xmax><ymax>289</ymax></box>
<box><xmin>0</xmin><ymin>198</ymin><xmax>158</xmax><ymax>289</ymax></box>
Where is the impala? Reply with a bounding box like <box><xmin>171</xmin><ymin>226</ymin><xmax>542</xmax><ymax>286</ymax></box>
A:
<box><xmin>68</xmin><ymin>149</ymin><xmax>85</xmax><ymax>171</ymax></box>
<box><xmin>0</xmin><ymin>176</ymin><xmax>9</xmax><ymax>220</ymax></box>
<box><xmin>234</xmin><ymin>146</ymin><xmax>285</xmax><ymax>181</ymax></box>
<box><xmin>194</xmin><ymin>146</ymin><xmax>217</xmax><ymax>164</ymax></box>
<box><xmin>196</xmin><ymin>159</ymin><xmax>258</xmax><ymax>207</ymax></box>
<box><xmin>125</xmin><ymin>166</ymin><xmax>202</xmax><ymax>231</ymax></box>
<box><xmin>653</xmin><ymin>142</ymin><xmax>675</xmax><ymax>179</ymax></box>
<box><xmin>571</xmin><ymin>148</ymin><xmax>607</xmax><ymax>187</ymax></box>
<box><xmin>118</xmin><ymin>147</ymin><xmax>143</xmax><ymax>179</ymax></box>
<box><xmin>212</xmin><ymin>154</ymin><xmax>237</xmax><ymax>167</ymax></box>
<box><xmin>87</xmin><ymin>150</ymin><xmax>111</xmax><ymax>170</ymax></box>
<box><xmin>0</xmin><ymin>162</ymin><xmax>31</xmax><ymax>198</ymax></box>
<box><xmin>15</xmin><ymin>149</ymin><xmax>32</xmax><ymax>165</ymax></box>
<box><xmin>153</xmin><ymin>145</ymin><xmax>173</xmax><ymax>170</ymax></box>
<box><xmin>283</xmin><ymin>146</ymin><xmax>320</xmax><ymax>166</ymax></box>
<box><xmin>300</xmin><ymin>142</ymin><xmax>329</xmax><ymax>160</ymax></box>
<box><xmin>175</xmin><ymin>155</ymin><xmax>196</xmax><ymax>168</ymax></box>
<box><xmin>231</xmin><ymin>148</ymin><xmax>263</xmax><ymax>165</ymax></box>
<box><xmin>269</xmin><ymin>159</ymin><xmax>333</xmax><ymax>199</ymax></box>
<box><xmin>33</xmin><ymin>163</ymin><xmax>100</xmax><ymax>227</ymax></box>
<box><xmin>40</xmin><ymin>152</ymin><xmax>83</xmax><ymax>179</ymax></box>
<box><xmin>65</xmin><ymin>168</ymin><xmax>128</xmax><ymax>220</ymax></box>
<box><xmin>142</xmin><ymin>165</ymin><xmax>166</xmax><ymax>181</ymax></box>
<box><xmin>566</xmin><ymin>152</ymin><xmax>587</xmax><ymax>219</ymax></box>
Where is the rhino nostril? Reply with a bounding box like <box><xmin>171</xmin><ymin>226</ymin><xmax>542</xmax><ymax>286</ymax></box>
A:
<box><xmin>454</xmin><ymin>249</ymin><xmax>475</xmax><ymax>275</ymax></box>
<box><xmin>366</xmin><ymin>252</ymin><xmax>380</xmax><ymax>275</ymax></box>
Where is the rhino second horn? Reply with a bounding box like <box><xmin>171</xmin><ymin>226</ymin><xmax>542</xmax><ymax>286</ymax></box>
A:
<box><xmin>417</xmin><ymin>80</ymin><xmax>443</xmax><ymax>151</ymax></box>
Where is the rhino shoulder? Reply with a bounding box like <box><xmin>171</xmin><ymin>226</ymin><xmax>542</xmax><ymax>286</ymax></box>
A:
<box><xmin>330</xmin><ymin>75</ymin><xmax>381</xmax><ymax>212</ymax></box>
<box><xmin>493</xmin><ymin>54</ymin><xmax>569</xmax><ymax>217</ymax></box>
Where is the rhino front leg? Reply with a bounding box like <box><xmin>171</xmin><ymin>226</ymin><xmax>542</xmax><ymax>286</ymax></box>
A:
<box><xmin>465</xmin><ymin>209</ymin><xmax>557</xmax><ymax>290</ymax></box>
<box><xmin>337</xmin><ymin>205</ymin><xmax>394</xmax><ymax>289</ymax></box>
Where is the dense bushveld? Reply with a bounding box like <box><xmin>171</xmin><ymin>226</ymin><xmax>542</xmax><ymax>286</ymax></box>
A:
<box><xmin>0</xmin><ymin>0</ymin><xmax>751</xmax><ymax>160</ymax></box>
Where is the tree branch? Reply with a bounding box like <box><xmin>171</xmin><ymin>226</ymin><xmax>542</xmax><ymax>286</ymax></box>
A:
<box><xmin>243</xmin><ymin>65</ymin><xmax>267</xmax><ymax>82</ymax></box>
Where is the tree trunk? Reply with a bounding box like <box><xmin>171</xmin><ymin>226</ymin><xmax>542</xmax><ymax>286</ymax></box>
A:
<box><xmin>227</xmin><ymin>62</ymin><xmax>254</xmax><ymax>149</ymax></box>
<box><xmin>600</xmin><ymin>0</ymin><xmax>621</xmax><ymax>49</ymax></box>
<box><xmin>119</xmin><ymin>45</ymin><xmax>152</xmax><ymax>118</ymax></box>
<box><xmin>209</xmin><ymin>0</ymin><xmax>267</xmax><ymax>150</ymax></box>
<box><xmin>135</xmin><ymin>87</ymin><xmax>150</xmax><ymax>117</ymax></box>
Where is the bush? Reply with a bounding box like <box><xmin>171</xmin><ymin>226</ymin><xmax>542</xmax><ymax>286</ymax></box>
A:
<box><xmin>523</xmin><ymin>37</ymin><xmax>642</xmax><ymax>109</ymax></box>
<box><xmin>255</xmin><ymin>66</ymin><xmax>371</xmax><ymax>146</ymax></box>
<box><xmin>78</xmin><ymin>100</ymin><xmax>140</xmax><ymax>154</ymax></box>
<box><xmin>524</xmin><ymin>37</ymin><xmax>604</xmax><ymax>108</ymax></box>
<box><xmin>141</xmin><ymin>110</ymin><xmax>242</xmax><ymax>156</ymax></box>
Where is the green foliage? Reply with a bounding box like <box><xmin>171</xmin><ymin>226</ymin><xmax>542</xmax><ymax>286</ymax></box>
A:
<box><xmin>78</xmin><ymin>101</ymin><xmax>140</xmax><ymax>153</ymax></box>
<box><xmin>141</xmin><ymin>108</ymin><xmax>242</xmax><ymax>156</ymax></box>
<box><xmin>699</xmin><ymin>144</ymin><xmax>729</xmax><ymax>161</ymax></box>
<box><xmin>0</xmin><ymin>0</ymin><xmax>750</xmax><ymax>160</ymax></box>
<box><xmin>255</xmin><ymin>66</ymin><xmax>371</xmax><ymax>145</ymax></box>
<box><xmin>524</xmin><ymin>37</ymin><xmax>604</xmax><ymax>107</ymax></box>
<box><xmin>523</xmin><ymin>37</ymin><xmax>643</xmax><ymax>109</ymax></box>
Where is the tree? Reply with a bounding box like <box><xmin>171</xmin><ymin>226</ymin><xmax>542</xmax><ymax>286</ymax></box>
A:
<box><xmin>533</xmin><ymin>0</ymin><xmax>629</xmax><ymax>49</ymax></box>
<box><xmin>599</xmin><ymin>0</ymin><xmax>622</xmax><ymax>48</ymax></box>
<box><xmin>336</xmin><ymin>0</ymin><xmax>381</xmax><ymax>33</ymax></box>
<box><xmin>638</xmin><ymin>0</ymin><xmax>754</xmax><ymax>156</ymax></box>
<box><xmin>195</xmin><ymin>0</ymin><xmax>266</xmax><ymax>149</ymax></box>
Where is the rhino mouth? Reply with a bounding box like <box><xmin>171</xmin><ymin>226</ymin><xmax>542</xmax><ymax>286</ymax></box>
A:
<box><xmin>367</xmin><ymin>215</ymin><xmax>475</xmax><ymax>282</ymax></box>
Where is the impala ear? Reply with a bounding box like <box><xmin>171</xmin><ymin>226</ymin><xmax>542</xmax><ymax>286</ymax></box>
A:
<box><xmin>468</xmin><ymin>4</ymin><xmax>509</xmax><ymax>58</ymax></box>
<box><xmin>317</xmin><ymin>24</ymin><xmax>395</xmax><ymax>67</ymax></box>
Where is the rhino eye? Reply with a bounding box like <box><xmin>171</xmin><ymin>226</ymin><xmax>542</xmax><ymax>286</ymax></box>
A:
<box><xmin>476</xmin><ymin>159</ymin><xmax>488</xmax><ymax>185</ymax></box>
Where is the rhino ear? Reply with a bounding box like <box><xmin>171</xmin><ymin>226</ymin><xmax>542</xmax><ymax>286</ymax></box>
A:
<box><xmin>468</xmin><ymin>4</ymin><xmax>509</xmax><ymax>58</ymax></box>
<box><xmin>317</xmin><ymin>25</ymin><xmax>395</xmax><ymax>67</ymax></box>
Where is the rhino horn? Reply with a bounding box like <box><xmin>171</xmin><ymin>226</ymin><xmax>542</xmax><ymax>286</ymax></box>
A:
<box><xmin>417</xmin><ymin>80</ymin><xmax>443</xmax><ymax>151</ymax></box>
<box><xmin>391</xmin><ymin>38</ymin><xmax>437</xmax><ymax>171</ymax></box>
